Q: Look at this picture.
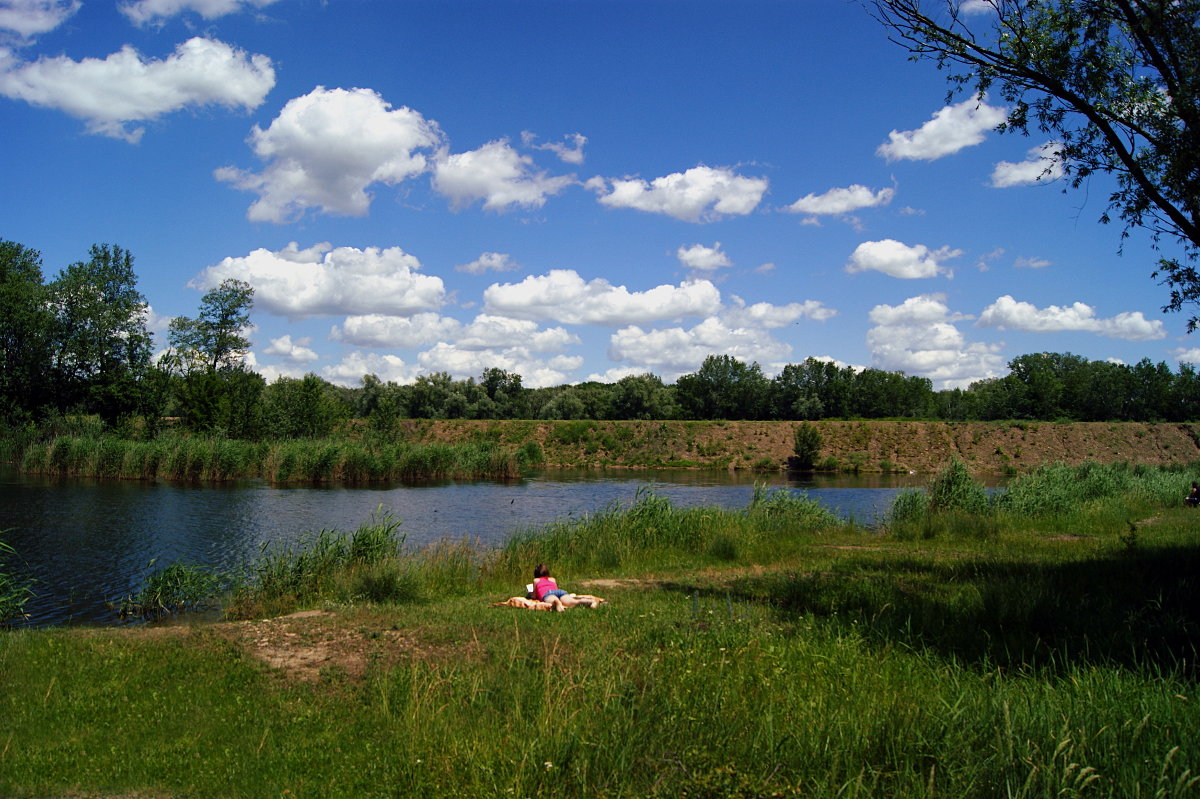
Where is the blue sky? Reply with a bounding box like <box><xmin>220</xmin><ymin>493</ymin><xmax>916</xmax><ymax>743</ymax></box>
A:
<box><xmin>2</xmin><ymin>0</ymin><xmax>1194</xmax><ymax>390</ymax></box>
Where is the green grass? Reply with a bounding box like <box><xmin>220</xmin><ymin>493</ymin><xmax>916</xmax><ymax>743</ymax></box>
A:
<box><xmin>2</xmin><ymin>465</ymin><xmax>1199</xmax><ymax>797</ymax></box>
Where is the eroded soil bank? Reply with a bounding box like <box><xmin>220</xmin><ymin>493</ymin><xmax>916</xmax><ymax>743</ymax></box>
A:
<box><xmin>397</xmin><ymin>419</ymin><xmax>1200</xmax><ymax>474</ymax></box>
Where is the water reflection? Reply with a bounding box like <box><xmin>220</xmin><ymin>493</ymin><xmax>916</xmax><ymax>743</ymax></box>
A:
<box><xmin>0</xmin><ymin>467</ymin><xmax>928</xmax><ymax>627</ymax></box>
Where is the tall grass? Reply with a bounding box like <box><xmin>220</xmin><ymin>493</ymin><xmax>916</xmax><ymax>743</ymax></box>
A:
<box><xmin>15</xmin><ymin>434</ymin><xmax>531</xmax><ymax>483</ymax></box>
<box><xmin>887</xmin><ymin>459</ymin><xmax>1194</xmax><ymax>539</ymax></box>
<box><xmin>0</xmin><ymin>538</ymin><xmax>33</xmax><ymax>624</ymax></box>
<box><xmin>117</xmin><ymin>561</ymin><xmax>225</xmax><ymax>619</ymax></box>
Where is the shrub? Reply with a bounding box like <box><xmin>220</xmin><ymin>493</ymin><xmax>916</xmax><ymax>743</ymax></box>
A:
<box><xmin>791</xmin><ymin>422</ymin><xmax>822</xmax><ymax>470</ymax></box>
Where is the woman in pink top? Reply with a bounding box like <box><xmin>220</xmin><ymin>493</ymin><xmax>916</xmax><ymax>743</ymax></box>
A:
<box><xmin>533</xmin><ymin>563</ymin><xmax>587</xmax><ymax>611</ymax></box>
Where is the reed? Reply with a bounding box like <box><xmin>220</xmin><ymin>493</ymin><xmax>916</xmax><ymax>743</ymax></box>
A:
<box><xmin>0</xmin><ymin>538</ymin><xmax>33</xmax><ymax>624</ymax></box>
<box><xmin>117</xmin><ymin>561</ymin><xmax>225</xmax><ymax>619</ymax></box>
<box><xmin>13</xmin><ymin>434</ymin><xmax>528</xmax><ymax>483</ymax></box>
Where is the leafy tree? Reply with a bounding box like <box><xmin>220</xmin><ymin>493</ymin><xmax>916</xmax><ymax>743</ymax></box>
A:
<box><xmin>165</xmin><ymin>279</ymin><xmax>259</xmax><ymax>434</ymax></box>
<box><xmin>868</xmin><ymin>0</ymin><xmax>1200</xmax><ymax>325</ymax></box>
<box><xmin>0</xmin><ymin>241</ymin><xmax>53</xmax><ymax>421</ymax></box>
<box><xmin>262</xmin><ymin>374</ymin><xmax>349</xmax><ymax>438</ymax></box>
<box><xmin>610</xmin><ymin>374</ymin><xmax>674</xmax><ymax>419</ymax></box>
<box><xmin>167</xmin><ymin>279</ymin><xmax>254</xmax><ymax>373</ymax></box>
<box><xmin>479</xmin><ymin>367</ymin><xmax>528</xmax><ymax>418</ymax></box>
<box><xmin>675</xmin><ymin>355</ymin><xmax>771</xmax><ymax>420</ymax></box>
<box><xmin>47</xmin><ymin>244</ymin><xmax>153</xmax><ymax>424</ymax></box>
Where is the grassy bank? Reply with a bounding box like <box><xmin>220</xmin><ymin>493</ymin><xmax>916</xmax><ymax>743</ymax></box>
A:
<box><xmin>2</xmin><ymin>463</ymin><xmax>1198</xmax><ymax>797</ymax></box>
<box><xmin>11</xmin><ymin>433</ymin><xmax>542</xmax><ymax>482</ymax></box>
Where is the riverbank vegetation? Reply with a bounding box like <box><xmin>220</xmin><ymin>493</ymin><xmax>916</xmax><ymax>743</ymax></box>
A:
<box><xmin>7</xmin><ymin>239</ymin><xmax>1200</xmax><ymax>442</ymax></box>
<box><xmin>2</xmin><ymin>461</ymin><xmax>1197</xmax><ymax>797</ymax></box>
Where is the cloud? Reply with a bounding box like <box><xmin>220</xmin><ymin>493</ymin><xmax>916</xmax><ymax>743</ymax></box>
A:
<box><xmin>990</xmin><ymin>141</ymin><xmax>1064</xmax><ymax>187</ymax></box>
<box><xmin>216</xmin><ymin>86</ymin><xmax>442</xmax><ymax>222</ymax></box>
<box><xmin>432</xmin><ymin>139</ymin><xmax>574</xmax><ymax>211</ymax></box>
<box><xmin>866</xmin><ymin>294</ymin><xmax>1005</xmax><ymax>389</ymax></box>
<box><xmin>263</xmin><ymin>334</ymin><xmax>319</xmax><ymax>364</ymax></box>
<box><xmin>976</xmin><ymin>295</ymin><xmax>1166</xmax><ymax>340</ymax></box>
<box><xmin>456</xmin><ymin>251</ymin><xmax>518</xmax><ymax>274</ymax></box>
<box><xmin>332</xmin><ymin>311</ymin><xmax>461</xmax><ymax>349</ymax></box>
<box><xmin>454</xmin><ymin>314</ymin><xmax>580</xmax><ymax>352</ymax></box>
<box><xmin>676</xmin><ymin>242</ymin><xmax>732</xmax><ymax>272</ymax></box>
<box><xmin>0</xmin><ymin>37</ymin><xmax>274</xmax><ymax>142</ymax></box>
<box><xmin>191</xmin><ymin>242</ymin><xmax>445</xmax><ymax>320</ymax></box>
<box><xmin>1172</xmin><ymin>347</ymin><xmax>1200</xmax><ymax>366</ymax></box>
<box><xmin>607</xmin><ymin>317</ymin><xmax>791</xmax><ymax>380</ymax></box>
<box><xmin>322</xmin><ymin>351</ymin><xmax>419</xmax><ymax>387</ymax></box>
<box><xmin>959</xmin><ymin>0</ymin><xmax>995</xmax><ymax>14</ymax></box>
<box><xmin>416</xmin><ymin>342</ymin><xmax>582</xmax><ymax>388</ymax></box>
<box><xmin>877</xmin><ymin>97</ymin><xmax>1007</xmax><ymax>161</ymax></box>
<box><xmin>784</xmin><ymin>183</ymin><xmax>895</xmax><ymax>215</ymax></box>
<box><xmin>119</xmin><ymin>0</ymin><xmax>281</xmax><ymax>25</ymax></box>
<box><xmin>722</xmin><ymin>295</ymin><xmax>837</xmax><ymax>327</ymax></box>
<box><xmin>0</xmin><ymin>0</ymin><xmax>79</xmax><ymax>38</ymax></box>
<box><xmin>588</xmin><ymin>165</ymin><xmax>767</xmax><ymax>222</ymax></box>
<box><xmin>845</xmin><ymin>238</ymin><xmax>961</xmax><ymax>278</ymax></box>
<box><xmin>1013</xmin><ymin>255</ymin><xmax>1051</xmax><ymax>269</ymax></box>
<box><xmin>483</xmin><ymin>269</ymin><xmax>723</xmax><ymax>325</ymax></box>
<box><xmin>521</xmin><ymin>130</ymin><xmax>587</xmax><ymax>164</ymax></box>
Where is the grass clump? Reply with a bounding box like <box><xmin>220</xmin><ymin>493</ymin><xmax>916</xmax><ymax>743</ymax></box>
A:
<box><xmin>118</xmin><ymin>561</ymin><xmax>225</xmax><ymax>619</ymax></box>
<box><xmin>0</xmin><ymin>538</ymin><xmax>34</xmax><ymax>625</ymax></box>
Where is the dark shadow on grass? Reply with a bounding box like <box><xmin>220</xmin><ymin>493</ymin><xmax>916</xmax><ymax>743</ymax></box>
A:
<box><xmin>662</xmin><ymin>543</ymin><xmax>1200</xmax><ymax>677</ymax></box>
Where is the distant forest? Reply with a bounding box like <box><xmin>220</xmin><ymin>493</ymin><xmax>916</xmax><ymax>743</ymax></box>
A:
<box><xmin>4</xmin><ymin>239</ymin><xmax>1200</xmax><ymax>437</ymax></box>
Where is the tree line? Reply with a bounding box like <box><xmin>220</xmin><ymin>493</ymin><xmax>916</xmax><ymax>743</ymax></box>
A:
<box><xmin>4</xmin><ymin>238</ymin><xmax>1200</xmax><ymax>438</ymax></box>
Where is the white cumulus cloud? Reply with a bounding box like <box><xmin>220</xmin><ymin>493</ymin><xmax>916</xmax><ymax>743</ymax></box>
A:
<box><xmin>607</xmin><ymin>317</ymin><xmax>791</xmax><ymax>380</ymax></box>
<box><xmin>846</xmin><ymin>238</ymin><xmax>961</xmax><ymax>279</ymax></box>
<box><xmin>589</xmin><ymin>165</ymin><xmax>767</xmax><ymax>222</ymax></box>
<box><xmin>119</xmin><ymin>0</ymin><xmax>281</xmax><ymax>25</ymax></box>
<box><xmin>866</xmin><ymin>294</ymin><xmax>1004</xmax><ymax>389</ymax></box>
<box><xmin>416</xmin><ymin>342</ymin><xmax>581</xmax><ymax>388</ymax></box>
<box><xmin>991</xmin><ymin>141</ymin><xmax>1064</xmax><ymax>187</ymax></box>
<box><xmin>332</xmin><ymin>312</ymin><xmax>462</xmax><ymax>349</ymax></box>
<box><xmin>322</xmin><ymin>352</ymin><xmax>419</xmax><ymax>387</ymax></box>
<box><xmin>676</xmin><ymin>242</ymin><xmax>732</xmax><ymax>272</ymax></box>
<box><xmin>976</xmin><ymin>295</ymin><xmax>1166</xmax><ymax>341</ymax></box>
<box><xmin>722</xmin><ymin>295</ymin><xmax>837</xmax><ymax>328</ymax></box>
<box><xmin>263</xmin><ymin>334</ymin><xmax>319</xmax><ymax>364</ymax></box>
<box><xmin>785</xmin><ymin>184</ymin><xmax>895</xmax><ymax>215</ymax></box>
<box><xmin>0</xmin><ymin>37</ymin><xmax>274</xmax><ymax>142</ymax></box>
<box><xmin>456</xmin><ymin>252</ymin><xmax>518</xmax><ymax>274</ymax></box>
<box><xmin>191</xmin><ymin>242</ymin><xmax>445</xmax><ymax>320</ymax></box>
<box><xmin>216</xmin><ymin>86</ymin><xmax>442</xmax><ymax>222</ymax></box>
<box><xmin>0</xmin><ymin>0</ymin><xmax>79</xmax><ymax>38</ymax></box>
<box><xmin>432</xmin><ymin>139</ymin><xmax>574</xmax><ymax>211</ymax></box>
<box><xmin>877</xmin><ymin>97</ymin><xmax>1007</xmax><ymax>161</ymax></box>
<box><xmin>454</xmin><ymin>314</ymin><xmax>580</xmax><ymax>352</ymax></box>
<box><xmin>483</xmin><ymin>269</ymin><xmax>722</xmax><ymax>325</ymax></box>
<box><xmin>521</xmin><ymin>130</ymin><xmax>587</xmax><ymax>164</ymax></box>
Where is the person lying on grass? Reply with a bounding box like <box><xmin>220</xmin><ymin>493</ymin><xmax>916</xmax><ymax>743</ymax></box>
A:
<box><xmin>532</xmin><ymin>563</ymin><xmax>596</xmax><ymax>611</ymax></box>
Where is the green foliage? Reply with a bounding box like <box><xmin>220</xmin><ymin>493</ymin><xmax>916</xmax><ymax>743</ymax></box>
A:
<box><xmin>791</xmin><ymin>421</ymin><xmax>822</xmax><ymax>469</ymax></box>
<box><xmin>47</xmin><ymin>244</ymin><xmax>154</xmax><ymax>425</ymax></box>
<box><xmin>0</xmin><ymin>538</ymin><xmax>34</xmax><ymax>624</ymax></box>
<box><xmin>675</xmin><ymin>354</ymin><xmax>770</xmax><ymax>420</ymax></box>
<box><xmin>237</xmin><ymin>510</ymin><xmax>405</xmax><ymax>613</ymax></box>
<box><xmin>118</xmin><ymin>561</ymin><xmax>224</xmax><ymax>619</ymax></box>
<box><xmin>925</xmin><ymin>457</ymin><xmax>989</xmax><ymax>514</ymax></box>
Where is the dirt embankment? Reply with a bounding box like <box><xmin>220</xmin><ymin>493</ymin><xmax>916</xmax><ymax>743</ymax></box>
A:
<box><xmin>397</xmin><ymin>419</ymin><xmax>1200</xmax><ymax>475</ymax></box>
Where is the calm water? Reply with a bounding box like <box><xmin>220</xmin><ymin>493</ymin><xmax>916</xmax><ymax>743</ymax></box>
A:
<box><xmin>0</xmin><ymin>467</ymin><xmax>926</xmax><ymax>627</ymax></box>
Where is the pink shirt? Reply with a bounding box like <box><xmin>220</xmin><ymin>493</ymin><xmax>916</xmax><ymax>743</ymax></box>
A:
<box><xmin>533</xmin><ymin>577</ymin><xmax>558</xmax><ymax>601</ymax></box>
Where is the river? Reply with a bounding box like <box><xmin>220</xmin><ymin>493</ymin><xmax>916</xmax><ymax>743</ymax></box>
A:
<box><xmin>0</xmin><ymin>467</ymin><xmax>930</xmax><ymax>627</ymax></box>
